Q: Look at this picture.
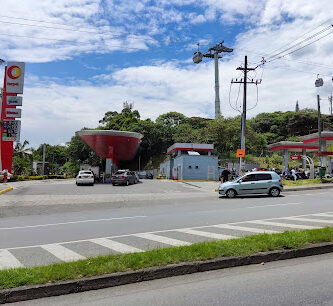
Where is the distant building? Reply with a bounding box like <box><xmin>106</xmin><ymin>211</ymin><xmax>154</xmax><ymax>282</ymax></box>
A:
<box><xmin>159</xmin><ymin>143</ymin><xmax>219</xmax><ymax>181</ymax></box>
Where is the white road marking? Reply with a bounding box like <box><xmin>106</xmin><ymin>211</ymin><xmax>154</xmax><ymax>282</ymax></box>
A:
<box><xmin>41</xmin><ymin>244</ymin><xmax>86</xmax><ymax>262</ymax></box>
<box><xmin>176</xmin><ymin>229</ymin><xmax>235</xmax><ymax>240</ymax></box>
<box><xmin>247</xmin><ymin>220</ymin><xmax>320</xmax><ymax>229</ymax></box>
<box><xmin>0</xmin><ymin>215</ymin><xmax>147</xmax><ymax>230</ymax></box>
<box><xmin>245</xmin><ymin>202</ymin><xmax>303</xmax><ymax>209</ymax></box>
<box><xmin>314</xmin><ymin>213</ymin><xmax>333</xmax><ymax>218</ymax></box>
<box><xmin>4</xmin><ymin>211</ymin><xmax>333</xmax><ymax>252</ymax></box>
<box><xmin>213</xmin><ymin>224</ymin><xmax>279</xmax><ymax>234</ymax></box>
<box><xmin>134</xmin><ymin>233</ymin><xmax>191</xmax><ymax>246</ymax></box>
<box><xmin>90</xmin><ymin>238</ymin><xmax>143</xmax><ymax>253</ymax></box>
<box><xmin>0</xmin><ymin>249</ymin><xmax>23</xmax><ymax>269</ymax></box>
<box><xmin>283</xmin><ymin>217</ymin><xmax>333</xmax><ymax>224</ymax></box>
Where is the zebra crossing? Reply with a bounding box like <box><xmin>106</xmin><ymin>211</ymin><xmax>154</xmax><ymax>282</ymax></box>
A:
<box><xmin>1</xmin><ymin>211</ymin><xmax>333</xmax><ymax>270</ymax></box>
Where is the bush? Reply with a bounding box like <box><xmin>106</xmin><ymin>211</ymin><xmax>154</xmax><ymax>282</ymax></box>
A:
<box><xmin>47</xmin><ymin>175</ymin><xmax>68</xmax><ymax>179</ymax></box>
<box><xmin>11</xmin><ymin>175</ymin><xmax>71</xmax><ymax>181</ymax></box>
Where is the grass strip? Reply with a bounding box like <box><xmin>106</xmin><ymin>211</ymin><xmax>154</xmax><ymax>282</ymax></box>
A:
<box><xmin>283</xmin><ymin>178</ymin><xmax>332</xmax><ymax>186</ymax></box>
<box><xmin>1</xmin><ymin>227</ymin><xmax>333</xmax><ymax>289</ymax></box>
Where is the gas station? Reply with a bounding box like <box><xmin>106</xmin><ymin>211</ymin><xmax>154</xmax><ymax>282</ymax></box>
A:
<box><xmin>268</xmin><ymin>130</ymin><xmax>333</xmax><ymax>177</ymax></box>
<box><xmin>76</xmin><ymin>130</ymin><xmax>143</xmax><ymax>178</ymax></box>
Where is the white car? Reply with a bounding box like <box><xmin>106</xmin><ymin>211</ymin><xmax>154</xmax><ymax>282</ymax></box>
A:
<box><xmin>76</xmin><ymin>170</ymin><xmax>94</xmax><ymax>186</ymax></box>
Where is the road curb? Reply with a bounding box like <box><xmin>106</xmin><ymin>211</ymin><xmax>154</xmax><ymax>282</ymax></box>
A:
<box><xmin>284</xmin><ymin>184</ymin><xmax>333</xmax><ymax>192</ymax></box>
<box><xmin>1</xmin><ymin>241</ymin><xmax>333</xmax><ymax>304</ymax></box>
<box><xmin>0</xmin><ymin>187</ymin><xmax>13</xmax><ymax>195</ymax></box>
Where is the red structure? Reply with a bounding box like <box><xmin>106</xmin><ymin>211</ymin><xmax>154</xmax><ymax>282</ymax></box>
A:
<box><xmin>77</xmin><ymin>130</ymin><xmax>143</xmax><ymax>167</ymax></box>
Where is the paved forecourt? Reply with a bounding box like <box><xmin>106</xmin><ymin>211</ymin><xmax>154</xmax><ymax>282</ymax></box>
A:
<box><xmin>1</xmin><ymin>211</ymin><xmax>333</xmax><ymax>270</ymax></box>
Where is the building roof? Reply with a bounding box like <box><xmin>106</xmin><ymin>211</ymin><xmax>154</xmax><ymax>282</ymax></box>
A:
<box><xmin>167</xmin><ymin>143</ymin><xmax>214</xmax><ymax>154</ymax></box>
<box><xmin>76</xmin><ymin>130</ymin><xmax>143</xmax><ymax>162</ymax></box>
<box><xmin>300</xmin><ymin>130</ymin><xmax>333</xmax><ymax>144</ymax></box>
<box><xmin>267</xmin><ymin>141</ymin><xmax>318</xmax><ymax>152</ymax></box>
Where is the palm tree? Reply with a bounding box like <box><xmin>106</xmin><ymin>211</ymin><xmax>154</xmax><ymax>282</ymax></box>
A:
<box><xmin>14</xmin><ymin>140</ymin><xmax>32</xmax><ymax>159</ymax></box>
<box><xmin>13</xmin><ymin>140</ymin><xmax>33</xmax><ymax>175</ymax></box>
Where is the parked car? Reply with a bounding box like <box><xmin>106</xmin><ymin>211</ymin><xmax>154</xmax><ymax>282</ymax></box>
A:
<box><xmin>111</xmin><ymin>171</ymin><xmax>137</xmax><ymax>186</ymax></box>
<box><xmin>76</xmin><ymin>170</ymin><xmax>94</xmax><ymax>186</ymax></box>
<box><xmin>145</xmin><ymin>172</ymin><xmax>153</xmax><ymax>179</ymax></box>
<box><xmin>138</xmin><ymin>171</ymin><xmax>147</xmax><ymax>179</ymax></box>
<box><xmin>218</xmin><ymin>171</ymin><xmax>283</xmax><ymax>198</ymax></box>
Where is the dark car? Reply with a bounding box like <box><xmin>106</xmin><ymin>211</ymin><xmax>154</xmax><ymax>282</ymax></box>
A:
<box><xmin>111</xmin><ymin>171</ymin><xmax>137</xmax><ymax>186</ymax></box>
<box><xmin>145</xmin><ymin>173</ymin><xmax>153</xmax><ymax>179</ymax></box>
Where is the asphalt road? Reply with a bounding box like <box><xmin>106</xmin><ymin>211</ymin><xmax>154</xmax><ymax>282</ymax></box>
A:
<box><xmin>0</xmin><ymin>180</ymin><xmax>333</xmax><ymax>269</ymax></box>
<box><xmin>13</xmin><ymin>252</ymin><xmax>333</xmax><ymax>305</ymax></box>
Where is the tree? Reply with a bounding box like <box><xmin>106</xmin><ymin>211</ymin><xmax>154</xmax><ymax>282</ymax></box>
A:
<box><xmin>155</xmin><ymin>112</ymin><xmax>187</xmax><ymax>128</ymax></box>
<box><xmin>13</xmin><ymin>140</ymin><xmax>33</xmax><ymax>175</ymax></box>
<box><xmin>14</xmin><ymin>140</ymin><xmax>32</xmax><ymax>159</ymax></box>
<box><xmin>67</xmin><ymin>135</ymin><xmax>101</xmax><ymax>166</ymax></box>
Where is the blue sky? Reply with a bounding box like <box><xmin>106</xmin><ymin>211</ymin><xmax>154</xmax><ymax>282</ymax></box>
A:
<box><xmin>1</xmin><ymin>0</ymin><xmax>332</xmax><ymax>147</ymax></box>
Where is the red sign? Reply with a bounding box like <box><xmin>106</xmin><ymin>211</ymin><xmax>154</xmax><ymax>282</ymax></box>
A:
<box><xmin>290</xmin><ymin>154</ymin><xmax>302</xmax><ymax>160</ymax></box>
<box><xmin>316</xmin><ymin>152</ymin><xmax>333</xmax><ymax>156</ymax></box>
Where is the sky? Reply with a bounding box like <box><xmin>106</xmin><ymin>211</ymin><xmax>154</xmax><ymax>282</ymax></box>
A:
<box><xmin>0</xmin><ymin>0</ymin><xmax>333</xmax><ymax>148</ymax></box>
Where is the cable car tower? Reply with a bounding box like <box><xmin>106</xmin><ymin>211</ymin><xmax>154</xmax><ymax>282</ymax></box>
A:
<box><xmin>193</xmin><ymin>41</ymin><xmax>233</xmax><ymax>119</ymax></box>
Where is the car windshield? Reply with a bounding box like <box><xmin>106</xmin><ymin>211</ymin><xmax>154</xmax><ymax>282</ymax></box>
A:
<box><xmin>231</xmin><ymin>174</ymin><xmax>246</xmax><ymax>182</ymax></box>
<box><xmin>80</xmin><ymin>171</ymin><xmax>92</xmax><ymax>175</ymax></box>
<box><xmin>115</xmin><ymin>171</ymin><xmax>125</xmax><ymax>175</ymax></box>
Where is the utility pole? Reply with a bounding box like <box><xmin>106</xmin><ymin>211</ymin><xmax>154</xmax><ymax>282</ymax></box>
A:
<box><xmin>42</xmin><ymin>143</ymin><xmax>46</xmax><ymax>175</ymax></box>
<box><xmin>317</xmin><ymin>95</ymin><xmax>322</xmax><ymax>166</ymax></box>
<box><xmin>231</xmin><ymin>56</ymin><xmax>261</xmax><ymax>173</ymax></box>
<box><xmin>193</xmin><ymin>41</ymin><xmax>233</xmax><ymax>119</ymax></box>
<box><xmin>315</xmin><ymin>75</ymin><xmax>324</xmax><ymax>169</ymax></box>
<box><xmin>329</xmin><ymin>95</ymin><xmax>332</xmax><ymax>116</ymax></box>
<box><xmin>214</xmin><ymin>52</ymin><xmax>220</xmax><ymax>118</ymax></box>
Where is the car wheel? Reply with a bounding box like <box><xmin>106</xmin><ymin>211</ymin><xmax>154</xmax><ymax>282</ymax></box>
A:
<box><xmin>112</xmin><ymin>183</ymin><xmax>116</xmax><ymax>186</ymax></box>
<box><xmin>225</xmin><ymin>189</ymin><xmax>236</xmax><ymax>198</ymax></box>
<box><xmin>126</xmin><ymin>180</ymin><xmax>129</xmax><ymax>186</ymax></box>
<box><xmin>269</xmin><ymin>187</ymin><xmax>280</xmax><ymax>197</ymax></box>
<box><xmin>76</xmin><ymin>182</ymin><xmax>78</xmax><ymax>186</ymax></box>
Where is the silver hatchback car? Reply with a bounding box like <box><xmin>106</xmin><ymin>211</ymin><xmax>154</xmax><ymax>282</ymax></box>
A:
<box><xmin>218</xmin><ymin>171</ymin><xmax>283</xmax><ymax>198</ymax></box>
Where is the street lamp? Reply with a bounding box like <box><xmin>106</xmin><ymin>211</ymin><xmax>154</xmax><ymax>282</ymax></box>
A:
<box><xmin>193</xmin><ymin>41</ymin><xmax>233</xmax><ymax>119</ymax></box>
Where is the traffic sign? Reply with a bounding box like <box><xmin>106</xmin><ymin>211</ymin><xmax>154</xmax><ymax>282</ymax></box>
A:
<box><xmin>236</xmin><ymin>149</ymin><xmax>245</xmax><ymax>157</ymax></box>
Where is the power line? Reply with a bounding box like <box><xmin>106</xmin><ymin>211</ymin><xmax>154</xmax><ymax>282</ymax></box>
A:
<box><xmin>265</xmin><ymin>64</ymin><xmax>332</xmax><ymax>77</ymax></box>
<box><xmin>237</xmin><ymin>45</ymin><xmax>333</xmax><ymax>72</ymax></box>
<box><xmin>263</xmin><ymin>17</ymin><xmax>333</xmax><ymax>58</ymax></box>
<box><xmin>266</xmin><ymin>27</ymin><xmax>333</xmax><ymax>63</ymax></box>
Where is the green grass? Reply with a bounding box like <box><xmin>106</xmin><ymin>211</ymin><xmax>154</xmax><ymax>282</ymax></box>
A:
<box><xmin>1</xmin><ymin>227</ymin><xmax>333</xmax><ymax>289</ymax></box>
<box><xmin>283</xmin><ymin>178</ymin><xmax>332</xmax><ymax>186</ymax></box>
